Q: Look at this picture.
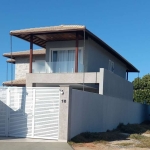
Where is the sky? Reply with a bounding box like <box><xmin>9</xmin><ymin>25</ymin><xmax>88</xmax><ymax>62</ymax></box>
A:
<box><xmin>0</xmin><ymin>0</ymin><xmax>150</xmax><ymax>85</ymax></box>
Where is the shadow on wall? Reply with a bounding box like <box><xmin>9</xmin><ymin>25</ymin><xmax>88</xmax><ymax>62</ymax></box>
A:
<box><xmin>0</xmin><ymin>89</ymin><xmax>28</xmax><ymax>139</ymax></box>
<box><xmin>70</xmin><ymin>131</ymin><xmax>130</xmax><ymax>143</ymax></box>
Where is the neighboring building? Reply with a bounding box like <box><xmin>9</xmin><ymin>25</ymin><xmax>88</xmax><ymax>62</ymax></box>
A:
<box><xmin>3</xmin><ymin>49</ymin><xmax>45</xmax><ymax>86</ymax></box>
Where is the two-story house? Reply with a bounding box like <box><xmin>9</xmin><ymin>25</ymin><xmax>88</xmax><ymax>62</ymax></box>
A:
<box><xmin>3</xmin><ymin>25</ymin><xmax>138</xmax><ymax>96</ymax></box>
<box><xmin>1</xmin><ymin>25</ymin><xmax>141</xmax><ymax>141</ymax></box>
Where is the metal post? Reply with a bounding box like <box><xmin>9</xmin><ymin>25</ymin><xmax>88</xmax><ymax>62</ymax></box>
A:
<box><xmin>6</xmin><ymin>62</ymin><xmax>8</xmax><ymax>81</ymax></box>
<box><xmin>10</xmin><ymin>35</ymin><xmax>13</xmax><ymax>86</ymax></box>
<box><xmin>126</xmin><ymin>71</ymin><xmax>128</xmax><ymax>80</ymax></box>
<box><xmin>6</xmin><ymin>88</ymin><xmax>10</xmax><ymax>136</ymax></box>
<box><xmin>75</xmin><ymin>32</ymin><xmax>78</xmax><ymax>72</ymax></box>
<box><xmin>83</xmin><ymin>29</ymin><xmax>85</xmax><ymax>91</ymax></box>
<box><xmin>29</xmin><ymin>35</ymin><xmax>33</xmax><ymax>73</ymax></box>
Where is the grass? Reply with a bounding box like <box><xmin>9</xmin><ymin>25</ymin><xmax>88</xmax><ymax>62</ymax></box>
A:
<box><xmin>130</xmin><ymin>134</ymin><xmax>150</xmax><ymax>148</ymax></box>
<box><xmin>117</xmin><ymin>142</ymin><xmax>133</xmax><ymax>147</ymax></box>
<box><xmin>116</xmin><ymin>121</ymin><xmax>150</xmax><ymax>134</ymax></box>
<box><xmin>69</xmin><ymin>121</ymin><xmax>150</xmax><ymax>148</ymax></box>
<box><xmin>69</xmin><ymin>131</ymin><xmax>128</xmax><ymax>144</ymax></box>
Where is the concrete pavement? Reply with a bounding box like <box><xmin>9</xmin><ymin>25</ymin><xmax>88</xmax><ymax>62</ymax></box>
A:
<box><xmin>0</xmin><ymin>137</ymin><xmax>73</xmax><ymax>150</ymax></box>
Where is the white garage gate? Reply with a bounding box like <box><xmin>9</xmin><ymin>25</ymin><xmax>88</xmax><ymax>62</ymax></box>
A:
<box><xmin>0</xmin><ymin>87</ymin><xmax>60</xmax><ymax>140</ymax></box>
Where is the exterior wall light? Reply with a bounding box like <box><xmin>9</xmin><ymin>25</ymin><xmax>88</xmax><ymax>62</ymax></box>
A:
<box><xmin>60</xmin><ymin>89</ymin><xmax>64</xmax><ymax>95</ymax></box>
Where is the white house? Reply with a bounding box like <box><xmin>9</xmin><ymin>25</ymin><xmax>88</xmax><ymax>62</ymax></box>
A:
<box><xmin>1</xmin><ymin>25</ymin><xmax>148</xmax><ymax>142</ymax></box>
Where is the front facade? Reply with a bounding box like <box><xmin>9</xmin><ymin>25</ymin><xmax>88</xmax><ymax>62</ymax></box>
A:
<box><xmin>3</xmin><ymin>25</ymin><xmax>138</xmax><ymax>91</ymax></box>
<box><xmin>2</xmin><ymin>25</ymin><xmax>140</xmax><ymax>141</ymax></box>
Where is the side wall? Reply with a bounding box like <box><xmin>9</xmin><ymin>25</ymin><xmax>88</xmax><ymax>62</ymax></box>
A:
<box><xmin>15</xmin><ymin>55</ymin><xmax>45</xmax><ymax>79</ymax></box>
<box><xmin>46</xmin><ymin>39</ymin><xmax>127</xmax><ymax>78</ymax></box>
<box><xmin>87</xmin><ymin>38</ymin><xmax>127</xmax><ymax>78</ymax></box>
<box><xmin>99</xmin><ymin>68</ymin><xmax>133</xmax><ymax>100</ymax></box>
<box><xmin>69</xmin><ymin>89</ymin><xmax>149</xmax><ymax>139</ymax></box>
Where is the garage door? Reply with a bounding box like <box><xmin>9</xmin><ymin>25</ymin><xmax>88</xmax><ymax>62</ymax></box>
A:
<box><xmin>7</xmin><ymin>87</ymin><xmax>60</xmax><ymax>139</ymax></box>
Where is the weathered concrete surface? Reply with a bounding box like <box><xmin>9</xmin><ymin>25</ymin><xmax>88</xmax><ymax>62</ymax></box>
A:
<box><xmin>0</xmin><ymin>137</ymin><xmax>73</xmax><ymax>150</ymax></box>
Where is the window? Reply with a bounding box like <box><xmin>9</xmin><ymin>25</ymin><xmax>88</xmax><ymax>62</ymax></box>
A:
<box><xmin>108</xmin><ymin>60</ymin><xmax>114</xmax><ymax>72</ymax></box>
<box><xmin>49</xmin><ymin>48</ymin><xmax>83</xmax><ymax>73</ymax></box>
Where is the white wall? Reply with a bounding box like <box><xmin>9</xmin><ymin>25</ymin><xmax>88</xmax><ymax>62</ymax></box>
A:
<box><xmin>99</xmin><ymin>68</ymin><xmax>133</xmax><ymax>100</ymax></box>
<box><xmin>69</xmin><ymin>89</ymin><xmax>149</xmax><ymax>139</ymax></box>
<box><xmin>87</xmin><ymin>38</ymin><xmax>127</xmax><ymax>78</ymax></box>
<box><xmin>46</xmin><ymin>38</ymin><xmax>128</xmax><ymax>78</ymax></box>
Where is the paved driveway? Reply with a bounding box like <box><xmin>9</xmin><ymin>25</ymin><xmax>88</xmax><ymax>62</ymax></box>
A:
<box><xmin>0</xmin><ymin>137</ymin><xmax>73</xmax><ymax>150</ymax></box>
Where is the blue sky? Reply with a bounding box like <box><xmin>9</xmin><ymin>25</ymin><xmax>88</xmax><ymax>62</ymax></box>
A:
<box><xmin>0</xmin><ymin>0</ymin><xmax>150</xmax><ymax>85</ymax></box>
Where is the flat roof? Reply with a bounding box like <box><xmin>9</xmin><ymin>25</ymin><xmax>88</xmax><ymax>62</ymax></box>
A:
<box><xmin>10</xmin><ymin>25</ymin><xmax>139</xmax><ymax>72</ymax></box>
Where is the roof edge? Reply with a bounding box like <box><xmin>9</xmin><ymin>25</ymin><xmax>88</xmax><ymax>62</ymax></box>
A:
<box><xmin>85</xmin><ymin>29</ymin><xmax>139</xmax><ymax>72</ymax></box>
<box><xmin>8</xmin><ymin>25</ymin><xmax>139</xmax><ymax>72</ymax></box>
<box><xmin>3</xmin><ymin>49</ymin><xmax>45</xmax><ymax>58</ymax></box>
<box><xmin>10</xmin><ymin>25</ymin><xmax>86</xmax><ymax>35</ymax></box>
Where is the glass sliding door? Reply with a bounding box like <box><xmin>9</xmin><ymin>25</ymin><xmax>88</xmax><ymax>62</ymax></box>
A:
<box><xmin>78</xmin><ymin>49</ymin><xmax>83</xmax><ymax>72</ymax></box>
<box><xmin>50</xmin><ymin>48</ymin><xmax>83</xmax><ymax>73</ymax></box>
<box><xmin>67</xmin><ymin>50</ymin><xmax>75</xmax><ymax>72</ymax></box>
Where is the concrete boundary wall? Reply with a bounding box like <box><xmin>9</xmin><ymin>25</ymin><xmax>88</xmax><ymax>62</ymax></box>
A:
<box><xmin>99</xmin><ymin>68</ymin><xmax>133</xmax><ymax>100</ymax></box>
<box><xmin>69</xmin><ymin>89</ymin><xmax>149</xmax><ymax>139</ymax></box>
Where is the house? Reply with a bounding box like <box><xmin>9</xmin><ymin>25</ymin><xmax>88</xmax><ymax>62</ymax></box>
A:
<box><xmin>3</xmin><ymin>25</ymin><xmax>138</xmax><ymax>90</ymax></box>
<box><xmin>1</xmin><ymin>25</ymin><xmax>144</xmax><ymax>142</ymax></box>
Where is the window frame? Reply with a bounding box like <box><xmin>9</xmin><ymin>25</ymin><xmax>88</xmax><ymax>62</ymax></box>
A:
<box><xmin>49</xmin><ymin>47</ymin><xmax>83</xmax><ymax>63</ymax></box>
<box><xmin>108</xmin><ymin>60</ymin><xmax>115</xmax><ymax>72</ymax></box>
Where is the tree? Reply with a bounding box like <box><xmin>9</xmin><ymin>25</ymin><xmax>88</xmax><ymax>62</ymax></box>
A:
<box><xmin>133</xmin><ymin>74</ymin><xmax>150</xmax><ymax>104</ymax></box>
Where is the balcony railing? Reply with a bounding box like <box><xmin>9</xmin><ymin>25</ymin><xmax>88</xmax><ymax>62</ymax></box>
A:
<box><xmin>32</xmin><ymin>61</ymin><xmax>83</xmax><ymax>73</ymax></box>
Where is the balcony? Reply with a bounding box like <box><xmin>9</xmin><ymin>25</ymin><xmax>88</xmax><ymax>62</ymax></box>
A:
<box><xmin>32</xmin><ymin>61</ymin><xmax>83</xmax><ymax>73</ymax></box>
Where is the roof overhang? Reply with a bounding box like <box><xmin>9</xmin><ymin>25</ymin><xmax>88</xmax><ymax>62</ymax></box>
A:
<box><xmin>6</xmin><ymin>59</ymin><xmax>15</xmax><ymax>64</ymax></box>
<box><xmin>10</xmin><ymin>25</ymin><xmax>139</xmax><ymax>72</ymax></box>
<box><xmin>3</xmin><ymin>79</ymin><xmax>26</xmax><ymax>86</ymax></box>
<box><xmin>10</xmin><ymin>25</ymin><xmax>86</xmax><ymax>48</ymax></box>
<box><xmin>3</xmin><ymin>49</ymin><xmax>45</xmax><ymax>59</ymax></box>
